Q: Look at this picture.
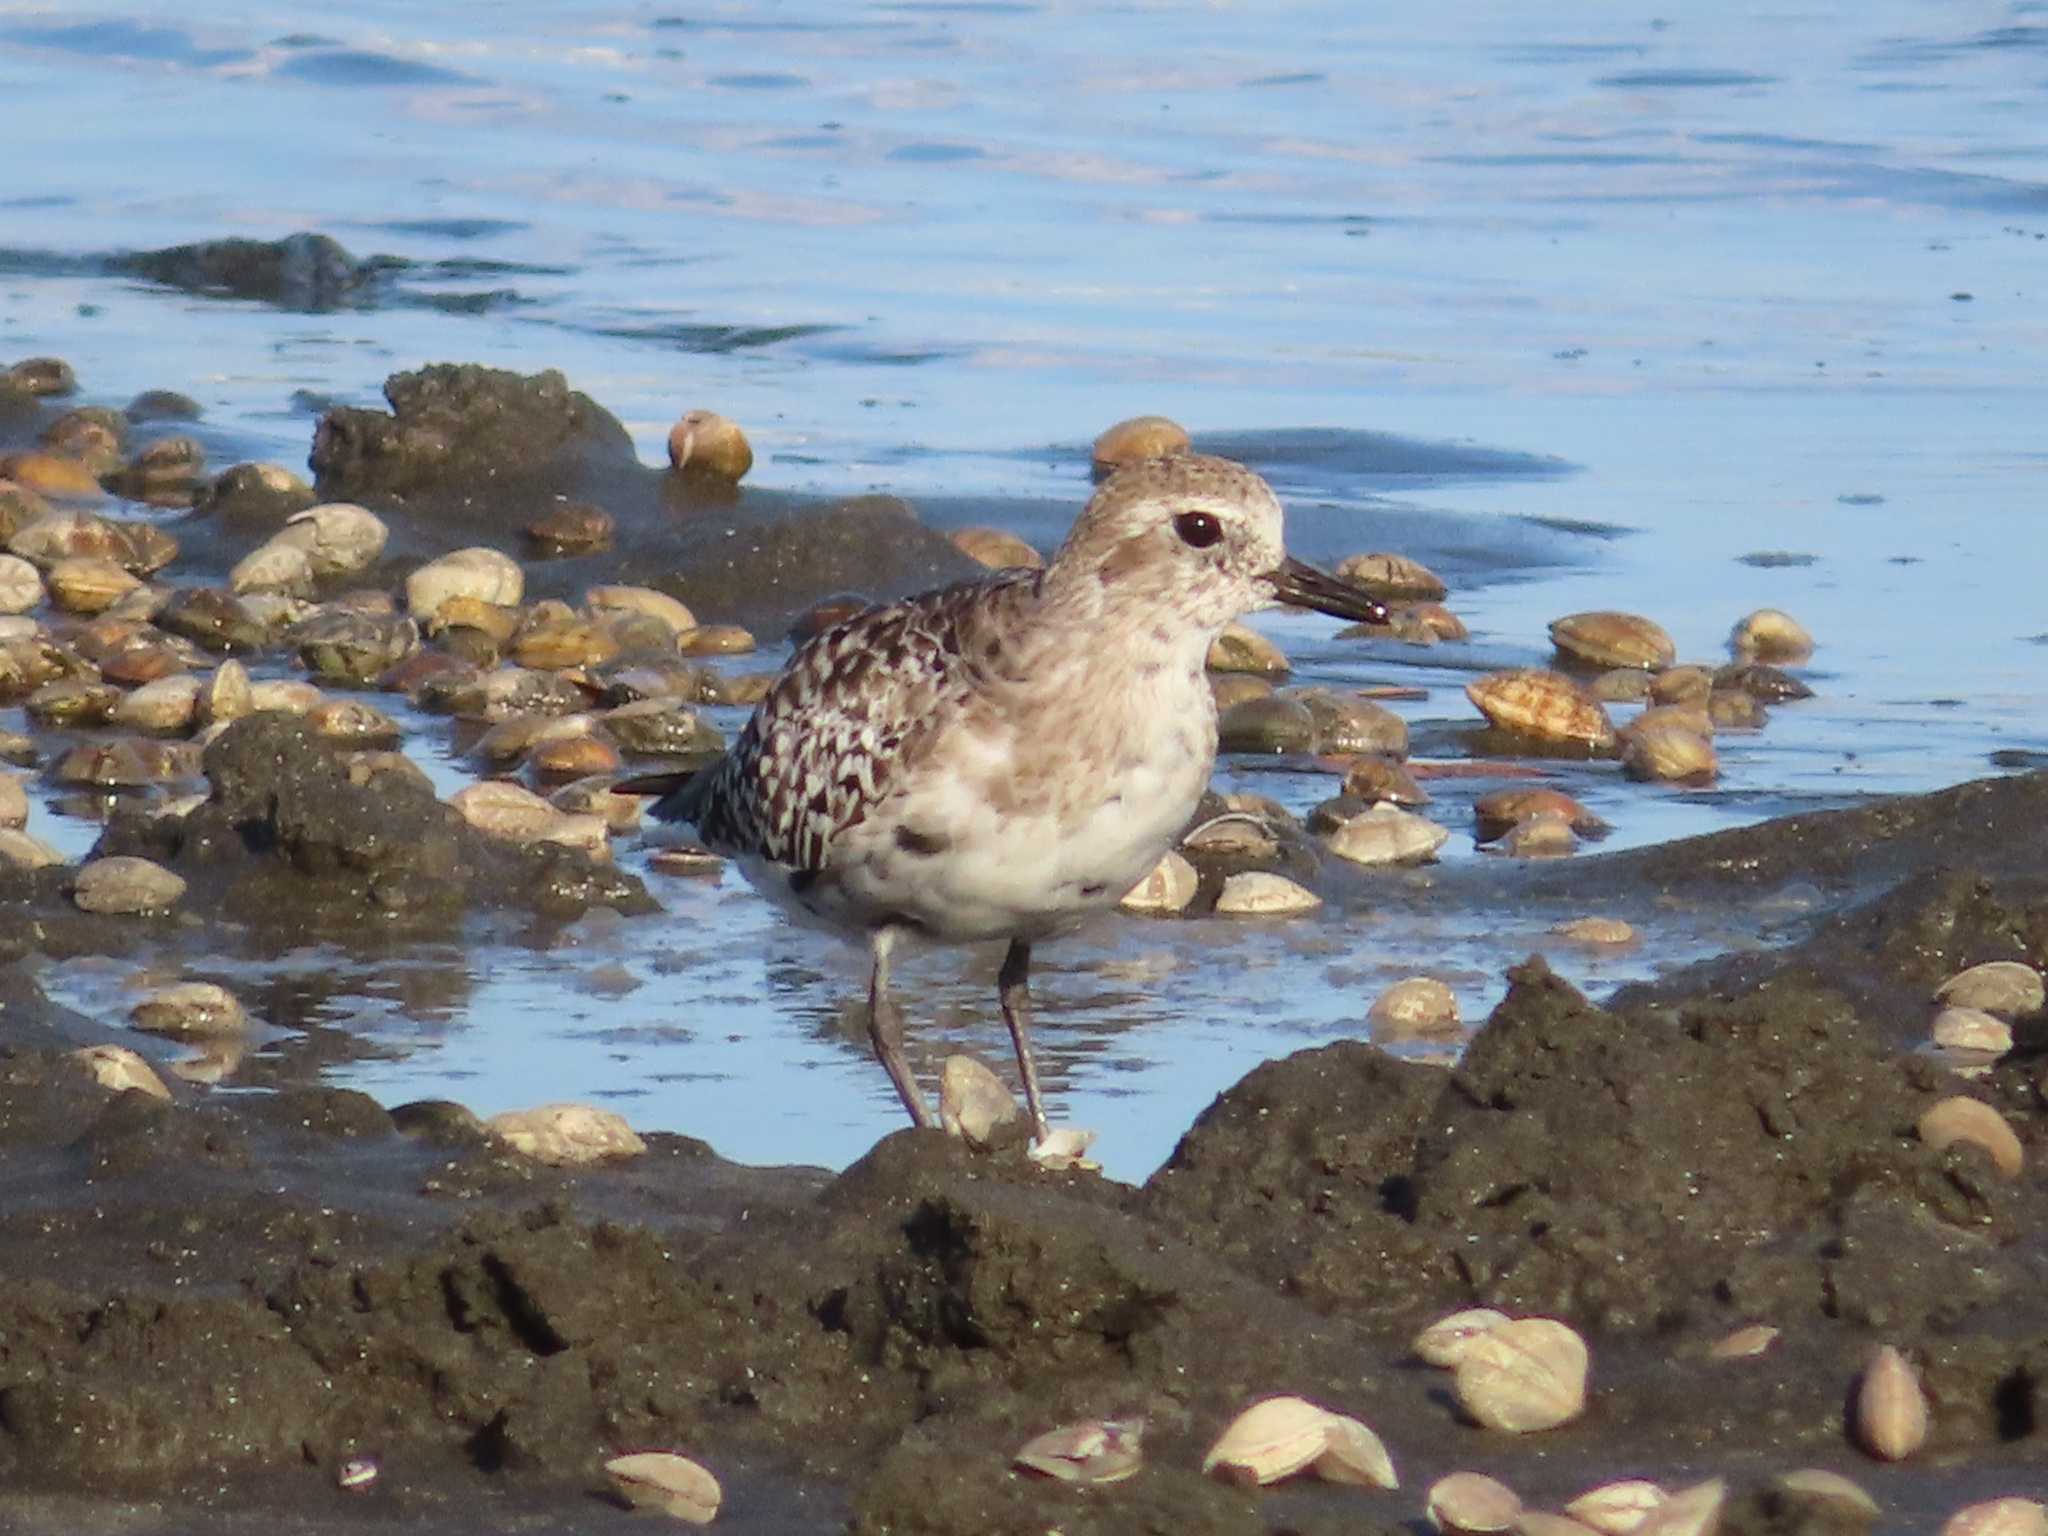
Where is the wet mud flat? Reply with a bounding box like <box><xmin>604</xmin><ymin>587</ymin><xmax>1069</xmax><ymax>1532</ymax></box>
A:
<box><xmin>3</xmin><ymin>767</ymin><xmax>2046</xmax><ymax>1535</ymax></box>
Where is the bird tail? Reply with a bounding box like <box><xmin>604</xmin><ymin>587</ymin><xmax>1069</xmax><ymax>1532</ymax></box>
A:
<box><xmin>612</xmin><ymin>767</ymin><xmax>712</xmax><ymax>824</ymax></box>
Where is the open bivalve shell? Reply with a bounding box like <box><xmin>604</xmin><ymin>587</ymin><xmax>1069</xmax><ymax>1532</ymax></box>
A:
<box><xmin>1012</xmin><ymin>1418</ymin><xmax>1144</xmax><ymax>1485</ymax></box>
<box><xmin>1413</xmin><ymin>1308</ymin><xmax>1511</xmax><ymax>1368</ymax></box>
<box><xmin>603</xmin><ymin>1451</ymin><xmax>721</xmax><ymax>1523</ymax></box>
<box><xmin>1201</xmin><ymin>1396</ymin><xmax>1397</xmax><ymax>1490</ymax></box>
<box><xmin>1940</xmin><ymin>1499</ymin><xmax>2048</xmax><ymax>1536</ymax></box>
<box><xmin>1563</xmin><ymin>1478</ymin><xmax>1668</xmax><ymax>1533</ymax></box>
<box><xmin>1452</xmin><ymin>1318</ymin><xmax>1589</xmax><ymax>1433</ymax></box>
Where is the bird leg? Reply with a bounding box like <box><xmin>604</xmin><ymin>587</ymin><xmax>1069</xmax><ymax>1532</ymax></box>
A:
<box><xmin>999</xmin><ymin>938</ymin><xmax>1053</xmax><ymax>1143</ymax></box>
<box><xmin>869</xmin><ymin>930</ymin><xmax>935</xmax><ymax>1129</ymax></box>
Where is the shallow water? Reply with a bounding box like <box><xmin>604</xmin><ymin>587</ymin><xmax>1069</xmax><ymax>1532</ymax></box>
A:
<box><xmin>7</xmin><ymin>1</ymin><xmax>2048</xmax><ymax>1178</ymax></box>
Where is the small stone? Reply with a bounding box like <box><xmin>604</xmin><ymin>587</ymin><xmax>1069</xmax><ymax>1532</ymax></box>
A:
<box><xmin>522</xmin><ymin>498</ymin><xmax>613</xmax><ymax>555</ymax></box>
<box><xmin>1368</xmin><ymin>977</ymin><xmax>1461</xmax><ymax>1040</ymax></box>
<box><xmin>308</xmin><ymin>698</ymin><xmax>404</xmax><ymax>749</ymax></box>
<box><xmin>1428</xmin><ymin>1471</ymin><xmax>1522</xmax><ymax>1534</ymax></box>
<box><xmin>1934</xmin><ymin>960</ymin><xmax>2044</xmax><ymax>1019</ymax></box>
<box><xmin>0</xmin><ymin>772</ymin><xmax>24</xmax><ymax>828</ymax></box>
<box><xmin>603</xmin><ymin>1451</ymin><xmax>721</xmax><ymax>1523</ymax></box>
<box><xmin>1918</xmin><ymin>1095</ymin><xmax>2023</xmax><ymax>1177</ymax></box>
<box><xmin>0</xmin><ymin>451</ymin><xmax>102</xmax><ymax>501</ymax></box>
<box><xmin>486</xmin><ymin>1103</ymin><xmax>646</xmax><ymax>1164</ymax></box>
<box><xmin>938</xmin><ymin>1055</ymin><xmax>1020</xmax><ymax>1148</ymax></box>
<box><xmin>1707</xmin><ymin>688</ymin><xmax>1768</xmax><ymax>730</ymax></box>
<box><xmin>950</xmin><ymin>526</ymin><xmax>1043</xmax><ymax>570</ymax></box>
<box><xmin>1413</xmin><ymin>1308</ymin><xmax>1511</xmax><ymax>1368</ymax></box>
<box><xmin>1120</xmin><ymin>850</ymin><xmax>1199</xmax><ymax>914</ymax></box>
<box><xmin>4</xmin><ymin>356</ymin><xmax>77</xmax><ymax>396</ymax></box>
<box><xmin>1453</xmin><ymin>1317</ymin><xmax>1589</xmax><ymax>1433</ymax></box>
<box><xmin>248</xmin><ymin>678</ymin><xmax>324</xmax><ymax>714</ymax></box>
<box><xmin>132</xmin><ymin>981</ymin><xmax>250</xmax><ymax>1037</ymax></box>
<box><xmin>1551</xmin><ymin>916</ymin><xmax>1637</xmax><ymax>946</ymax></box>
<box><xmin>1092</xmin><ymin>414</ymin><xmax>1190</xmax><ymax>471</ymax></box>
<box><xmin>73</xmin><ymin>855</ymin><xmax>186</xmax><ymax>914</ymax></box>
<box><xmin>1013</xmin><ymin>1419</ymin><xmax>1145</xmax><ymax>1485</ymax></box>
<box><xmin>1207</xmin><ymin>620</ymin><xmax>1289</xmax><ymax>676</ymax></box>
<box><xmin>1854</xmin><ymin>1343</ymin><xmax>1928</xmax><ymax>1461</ymax></box>
<box><xmin>72</xmin><ymin>1043</ymin><xmax>173</xmax><ymax>1100</ymax></box>
<box><xmin>1714</xmin><ymin>661</ymin><xmax>1813</xmax><ymax>701</ymax></box>
<box><xmin>1214</xmin><ymin>870</ymin><xmax>1321</xmax><ymax>916</ymax></box>
<box><xmin>667</xmin><ymin>409</ymin><xmax>753</xmax><ymax>480</ymax></box>
<box><xmin>1730</xmin><ymin>608</ymin><xmax>1814</xmax><ymax>663</ymax></box>
<box><xmin>1707</xmin><ymin>1323</ymin><xmax>1780</xmax><ymax>1360</ymax></box>
<box><xmin>1323</xmin><ymin>803</ymin><xmax>1449</xmax><ymax>866</ymax></box>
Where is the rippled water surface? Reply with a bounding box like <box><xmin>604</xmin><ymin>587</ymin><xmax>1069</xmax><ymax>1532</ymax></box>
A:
<box><xmin>7</xmin><ymin>1</ymin><xmax>2048</xmax><ymax>1176</ymax></box>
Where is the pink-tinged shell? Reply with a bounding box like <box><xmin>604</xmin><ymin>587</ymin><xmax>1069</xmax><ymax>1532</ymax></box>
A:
<box><xmin>1918</xmin><ymin>1096</ymin><xmax>2023</xmax><ymax>1178</ymax></box>
<box><xmin>604</xmin><ymin>1451</ymin><xmax>721</xmax><ymax>1523</ymax></box>
<box><xmin>1465</xmin><ymin>670</ymin><xmax>1616</xmax><ymax>750</ymax></box>
<box><xmin>1563</xmin><ymin>1478</ymin><xmax>1668</xmax><ymax>1534</ymax></box>
<box><xmin>1774</xmin><ymin>1468</ymin><xmax>1878</xmax><ymax>1517</ymax></box>
<box><xmin>1427</xmin><ymin>1470</ymin><xmax>1522</xmax><ymax>1533</ymax></box>
<box><xmin>1934</xmin><ymin>960</ymin><xmax>2044</xmax><ymax>1018</ymax></box>
<box><xmin>1707</xmin><ymin>1323</ymin><xmax>1780</xmax><ymax>1361</ymax></box>
<box><xmin>1092</xmin><ymin>414</ymin><xmax>1190</xmax><ymax>470</ymax></box>
<box><xmin>1634</xmin><ymin>1479</ymin><xmax>1725</xmax><ymax>1536</ymax></box>
<box><xmin>1453</xmin><ymin>1317</ymin><xmax>1589</xmax><ymax>1433</ymax></box>
<box><xmin>1012</xmin><ymin>1418</ymin><xmax>1145</xmax><ymax>1484</ymax></box>
<box><xmin>1413</xmin><ymin>1308</ymin><xmax>1512</xmax><ymax>1368</ymax></box>
<box><xmin>1854</xmin><ymin>1344</ymin><xmax>1928</xmax><ymax>1461</ymax></box>
<box><xmin>1940</xmin><ymin>1498</ymin><xmax>2048</xmax><ymax>1536</ymax></box>
<box><xmin>1202</xmin><ymin>1396</ymin><xmax>1331</xmax><ymax>1486</ymax></box>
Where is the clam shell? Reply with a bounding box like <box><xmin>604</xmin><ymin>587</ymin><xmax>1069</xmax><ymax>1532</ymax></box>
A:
<box><xmin>1214</xmin><ymin>870</ymin><xmax>1322</xmax><ymax>916</ymax></box>
<box><xmin>1634</xmin><ymin>1478</ymin><xmax>1725</xmax><ymax>1536</ymax></box>
<box><xmin>132</xmin><ymin>981</ymin><xmax>250</xmax><ymax>1037</ymax></box>
<box><xmin>1854</xmin><ymin>1343</ymin><xmax>1928</xmax><ymax>1461</ymax></box>
<box><xmin>112</xmin><ymin>674</ymin><xmax>201</xmax><ymax>733</ymax></box>
<box><xmin>1550</xmin><ymin>916</ymin><xmax>1637</xmax><ymax>946</ymax></box>
<box><xmin>676</xmin><ymin>623</ymin><xmax>756</xmax><ymax>657</ymax></box>
<box><xmin>1706</xmin><ymin>688</ymin><xmax>1767</xmax><ymax>730</ymax></box>
<box><xmin>73</xmin><ymin>855</ymin><xmax>186</xmax><ymax>915</ymax></box>
<box><xmin>1453</xmin><ymin>1317</ymin><xmax>1589</xmax><ymax>1433</ymax></box>
<box><xmin>1619</xmin><ymin>718</ymin><xmax>1717</xmax><ymax>785</ymax></box>
<box><xmin>1323</xmin><ymin>803</ymin><xmax>1449</xmax><ymax>866</ymax></box>
<box><xmin>1931</xmin><ymin>1006</ymin><xmax>2013</xmax><ymax>1055</ymax></box>
<box><xmin>522</xmin><ymin>498</ymin><xmax>612</xmax><ymax>555</ymax></box>
<box><xmin>1092</xmin><ymin>414</ymin><xmax>1189</xmax><ymax>470</ymax></box>
<box><xmin>1336</xmin><ymin>551</ymin><xmax>1447</xmax><ymax>601</ymax></box>
<box><xmin>1428</xmin><ymin>1471</ymin><xmax>1522</xmax><ymax>1534</ymax></box>
<box><xmin>230</xmin><ymin>539</ymin><xmax>316</xmax><ymax>596</ymax></box>
<box><xmin>585</xmin><ymin>584</ymin><xmax>697</xmax><ymax>636</ymax></box>
<box><xmin>1774</xmin><ymin>1468</ymin><xmax>1878</xmax><ymax>1517</ymax></box>
<box><xmin>1706</xmin><ymin>1323</ymin><xmax>1780</xmax><ymax>1360</ymax></box>
<box><xmin>277</xmin><ymin>502</ymin><xmax>388</xmax><ymax>576</ymax></box>
<box><xmin>46</xmin><ymin>556</ymin><xmax>141</xmax><ymax>614</ymax></box>
<box><xmin>951</xmin><ymin>526</ymin><xmax>1043</xmax><ymax>571</ymax></box>
<box><xmin>1493</xmin><ymin>811</ymin><xmax>1577</xmax><ymax>858</ymax></box>
<box><xmin>1201</xmin><ymin>1396</ymin><xmax>1389</xmax><ymax>1489</ymax></box>
<box><xmin>248</xmin><ymin>678</ymin><xmax>324</xmax><ymax>714</ymax></box>
<box><xmin>1472</xmin><ymin>788</ymin><xmax>1608</xmax><ymax>842</ymax></box>
<box><xmin>1730</xmin><ymin>607</ymin><xmax>1813</xmax><ymax>663</ymax></box>
<box><xmin>1368</xmin><ymin>977</ymin><xmax>1460</xmax><ymax>1040</ymax></box>
<box><xmin>1564</xmin><ymin>1478</ymin><xmax>1668</xmax><ymax>1534</ymax></box>
<box><xmin>1941</xmin><ymin>1499</ymin><xmax>2048</xmax><ymax>1536</ymax></box>
<box><xmin>0</xmin><ymin>771</ymin><xmax>25</xmax><ymax>829</ymax></box>
<box><xmin>1549</xmin><ymin>611</ymin><xmax>1675</xmax><ymax>670</ymax></box>
<box><xmin>72</xmin><ymin>1044</ymin><xmax>172</xmax><ymax>1100</ymax></box>
<box><xmin>1342</xmin><ymin>755</ymin><xmax>1428</xmax><ymax>807</ymax></box>
<box><xmin>1012</xmin><ymin>1418</ymin><xmax>1145</xmax><ymax>1485</ymax></box>
<box><xmin>1208</xmin><ymin>621</ymin><xmax>1289</xmax><ymax>676</ymax></box>
<box><xmin>1465</xmin><ymin>670</ymin><xmax>1616</xmax><ymax>751</ymax></box>
<box><xmin>308</xmin><ymin>699</ymin><xmax>404</xmax><ymax>748</ymax></box>
<box><xmin>405</xmin><ymin>546</ymin><xmax>524</xmax><ymax>619</ymax></box>
<box><xmin>0</xmin><ymin>827</ymin><xmax>66</xmax><ymax>869</ymax></box>
<box><xmin>1312</xmin><ymin>1412</ymin><xmax>1398</xmax><ymax>1490</ymax></box>
<box><xmin>487</xmin><ymin>1103</ymin><xmax>646</xmax><ymax>1165</ymax></box>
<box><xmin>0</xmin><ymin>553</ymin><xmax>43</xmax><ymax>613</ymax></box>
<box><xmin>1648</xmin><ymin>665</ymin><xmax>1713</xmax><ymax>705</ymax></box>
<box><xmin>938</xmin><ymin>1055</ymin><xmax>1019</xmax><ymax>1148</ymax></box>
<box><xmin>1025</xmin><ymin>1126</ymin><xmax>1099</xmax><ymax>1172</ymax></box>
<box><xmin>1119</xmin><ymin>850</ymin><xmax>1199</xmax><ymax>914</ymax></box>
<box><xmin>666</xmin><ymin>409</ymin><xmax>753</xmax><ymax>479</ymax></box>
<box><xmin>1918</xmin><ymin>1095</ymin><xmax>2023</xmax><ymax>1177</ymax></box>
<box><xmin>1412</xmin><ymin>1308</ymin><xmax>1511</xmax><ymax>1368</ymax></box>
<box><xmin>1934</xmin><ymin>960</ymin><xmax>2044</xmax><ymax>1019</ymax></box>
<box><xmin>603</xmin><ymin>1451</ymin><xmax>721</xmax><ymax>1523</ymax></box>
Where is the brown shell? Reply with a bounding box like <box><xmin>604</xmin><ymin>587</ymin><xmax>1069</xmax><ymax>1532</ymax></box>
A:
<box><xmin>1549</xmin><ymin>610</ymin><xmax>1676</xmax><ymax>670</ymax></box>
<box><xmin>1336</xmin><ymin>551</ymin><xmax>1448</xmax><ymax>601</ymax></box>
<box><xmin>1092</xmin><ymin>414</ymin><xmax>1189</xmax><ymax>470</ymax></box>
<box><xmin>1465</xmin><ymin>670</ymin><xmax>1616</xmax><ymax>751</ymax></box>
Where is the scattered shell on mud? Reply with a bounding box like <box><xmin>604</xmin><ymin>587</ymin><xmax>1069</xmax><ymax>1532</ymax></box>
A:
<box><xmin>1549</xmin><ymin>610</ymin><xmax>1675</xmax><ymax>670</ymax></box>
<box><xmin>1593</xmin><ymin>667</ymin><xmax>1653</xmax><ymax>703</ymax></box>
<box><xmin>1218</xmin><ymin>694</ymin><xmax>1316</xmax><ymax>753</ymax></box>
<box><xmin>1012</xmin><ymin>1419</ymin><xmax>1145</xmax><ymax>1485</ymax></box>
<box><xmin>1707</xmin><ymin>1322</ymin><xmax>1780</xmax><ymax>1360</ymax></box>
<box><xmin>230</xmin><ymin>539</ymin><xmax>316</xmax><ymax>597</ymax></box>
<box><xmin>1648</xmin><ymin>665</ymin><xmax>1712</xmax><ymax>705</ymax></box>
<box><xmin>1551</xmin><ymin>916</ymin><xmax>1638</xmax><ymax>946</ymax></box>
<box><xmin>1930</xmin><ymin>1005</ymin><xmax>2013</xmax><ymax>1056</ymax></box>
<box><xmin>676</xmin><ymin>623</ymin><xmax>756</xmax><ymax>657</ymax></box>
<box><xmin>1412</xmin><ymin>1308</ymin><xmax>1511</xmax><ymax>1368</ymax></box>
<box><xmin>1563</xmin><ymin>1478</ymin><xmax>1668</xmax><ymax>1534</ymax></box>
<box><xmin>1941</xmin><ymin>1499</ymin><xmax>2048</xmax><ymax>1536</ymax></box>
<box><xmin>46</xmin><ymin>556</ymin><xmax>142</xmax><ymax>614</ymax></box>
<box><xmin>73</xmin><ymin>855</ymin><xmax>186</xmax><ymax>914</ymax></box>
<box><xmin>1472</xmin><ymin>788</ymin><xmax>1608</xmax><ymax>842</ymax></box>
<box><xmin>1342</xmin><ymin>755</ymin><xmax>1428</xmax><ymax>807</ymax></box>
<box><xmin>71</xmin><ymin>1043</ymin><xmax>172</xmax><ymax>1100</ymax></box>
<box><xmin>951</xmin><ymin>526</ymin><xmax>1043</xmax><ymax>571</ymax></box>
<box><xmin>1730</xmin><ymin>607</ymin><xmax>1814</xmax><ymax>663</ymax></box>
<box><xmin>131</xmin><ymin>981</ymin><xmax>250</xmax><ymax>1037</ymax></box>
<box><xmin>0</xmin><ymin>827</ymin><xmax>65</xmax><ymax>869</ymax></box>
<box><xmin>1092</xmin><ymin>413</ymin><xmax>1189</xmax><ymax>470</ymax></box>
<box><xmin>523</xmin><ymin>498</ymin><xmax>613</xmax><ymax>555</ymax></box>
<box><xmin>1917</xmin><ymin>1095</ymin><xmax>2023</xmax><ymax>1177</ymax></box>
<box><xmin>0</xmin><ymin>553</ymin><xmax>41</xmax><ymax>613</ymax></box>
<box><xmin>1466</xmin><ymin>670</ymin><xmax>1616</xmax><ymax>751</ymax></box>
<box><xmin>938</xmin><ymin>1055</ymin><xmax>1019</xmax><ymax>1149</ymax></box>
<box><xmin>1452</xmin><ymin>1317</ymin><xmax>1589</xmax><ymax>1433</ymax></box>
<box><xmin>1934</xmin><ymin>960</ymin><xmax>2044</xmax><ymax>1019</ymax></box>
<box><xmin>1119</xmin><ymin>850</ymin><xmax>1198</xmax><ymax>914</ymax></box>
<box><xmin>1368</xmin><ymin>977</ymin><xmax>1460</xmax><ymax>1040</ymax></box>
<box><xmin>1854</xmin><ymin>1343</ymin><xmax>1929</xmax><ymax>1461</ymax></box>
<box><xmin>486</xmin><ymin>1103</ymin><xmax>646</xmax><ymax>1165</ymax></box>
<box><xmin>1025</xmin><ymin>1126</ymin><xmax>1099</xmax><ymax>1173</ymax></box>
<box><xmin>586</xmin><ymin>584</ymin><xmax>696</xmax><ymax>637</ymax></box>
<box><xmin>667</xmin><ymin>408</ymin><xmax>753</xmax><ymax>480</ymax></box>
<box><xmin>335</xmin><ymin>1455</ymin><xmax>379</xmax><ymax>1492</ymax></box>
<box><xmin>293</xmin><ymin>610</ymin><xmax>420</xmax><ymax>684</ymax></box>
<box><xmin>1633</xmin><ymin>1478</ymin><xmax>1725</xmax><ymax>1536</ymax></box>
<box><xmin>277</xmin><ymin>501</ymin><xmax>389</xmax><ymax>576</ymax></box>
<box><xmin>1619</xmin><ymin>717</ymin><xmax>1718</xmax><ymax>785</ymax></box>
<box><xmin>1214</xmin><ymin>870</ymin><xmax>1321</xmax><ymax>916</ymax></box>
<box><xmin>1774</xmin><ymin>1468</ymin><xmax>1878</xmax><ymax>1518</ymax></box>
<box><xmin>603</xmin><ymin>1451</ymin><xmax>721</xmax><ymax>1523</ymax></box>
<box><xmin>1202</xmin><ymin>1396</ymin><xmax>1397</xmax><ymax>1491</ymax></box>
<box><xmin>1336</xmin><ymin>551</ymin><xmax>1446</xmax><ymax>601</ymax></box>
<box><xmin>1492</xmin><ymin>811</ymin><xmax>1577</xmax><ymax>858</ymax></box>
<box><xmin>1715</xmin><ymin>660</ymin><xmax>1813</xmax><ymax>702</ymax></box>
<box><xmin>1427</xmin><ymin>1471</ymin><xmax>1521</xmax><ymax>1533</ymax></box>
<box><xmin>406</xmin><ymin>546</ymin><xmax>524</xmax><ymax>620</ymax></box>
<box><xmin>1208</xmin><ymin>621</ymin><xmax>1289</xmax><ymax>676</ymax></box>
<box><xmin>1323</xmin><ymin>803</ymin><xmax>1449</xmax><ymax>866</ymax></box>
<box><xmin>1294</xmin><ymin>687</ymin><xmax>1407</xmax><ymax>756</ymax></box>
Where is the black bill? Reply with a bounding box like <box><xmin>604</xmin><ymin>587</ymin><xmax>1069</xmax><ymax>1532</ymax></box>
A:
<box><xmin>1267</xmin><ymin>555</ymin><xmax>1391</xmax><ymax>626</ymax></box>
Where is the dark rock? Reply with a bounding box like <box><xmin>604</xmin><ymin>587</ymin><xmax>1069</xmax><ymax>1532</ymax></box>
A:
<box><xmin>155</xmin><ymin>587</ymin><xmax>268</xmax><ymax>653</ymax></box>
<box><xmin>111</xmin><ymin>232</ymin><xmax>380</xmax><ymax>310</ymax></box>
<box><xmin>194</xmin><ymin>461</ymin><xmax>317</xmax><ymax>524</ymax></box>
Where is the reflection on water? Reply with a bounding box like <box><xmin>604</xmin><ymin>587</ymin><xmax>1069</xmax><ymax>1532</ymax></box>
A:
<box><xmin>10</xmin><ymin>0</ymin><xmax>2048</xmax><ymax>1176</ymax></box>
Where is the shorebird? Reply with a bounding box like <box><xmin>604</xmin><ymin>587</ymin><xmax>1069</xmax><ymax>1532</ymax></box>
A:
<box><xmin>628</xmin><ymin>454</ymin><xmax>1387</xmax><ymax>1143</ymax></box>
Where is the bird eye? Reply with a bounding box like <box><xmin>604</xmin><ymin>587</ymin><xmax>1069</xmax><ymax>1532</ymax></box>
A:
<box><xmin>1173</xmin><ymin>511</ymin><xmax>1223</xmax><ymax>549</ymax></box>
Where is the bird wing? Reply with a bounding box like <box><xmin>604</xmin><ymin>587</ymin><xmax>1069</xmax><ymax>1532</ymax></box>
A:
<box><xmin>685</xmin><ymin>569</ymin><xmax>1040</xmax><ymax>872</ymax></box>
